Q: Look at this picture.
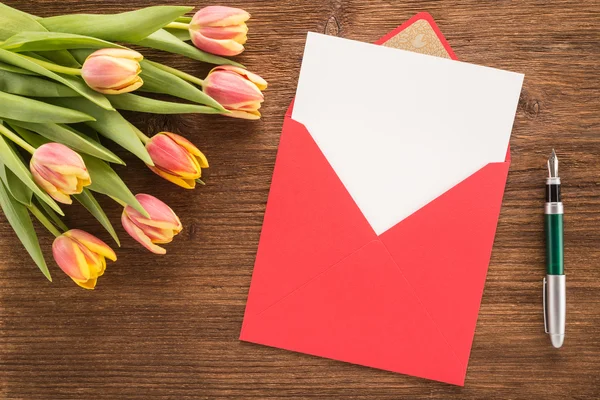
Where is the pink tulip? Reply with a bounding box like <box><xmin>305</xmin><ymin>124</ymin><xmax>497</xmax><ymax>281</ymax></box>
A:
<box><xmin>52</xmin><ymin>229</ymin><xmax>117</xmax><ymax>290</ymax></box>
<box><xmin>30</xmin><ymin>143</ymin><xmax>91</xmax><ymax>204</ymax></box>
<box><xmin>145</xmin><ymin>132</ymin><xmax>209</xmax><ymax>189</ymax></box>
<box><xmin>189</xmin><ymin>6</ymin><xmax>250</xmax><ymax>56</ymax></box>
<box><xmin>81</xmin><ymin>48</ymin><xmax>144</xmax><ymax>94</ymax></box>
<box><xmin>203</xmin><ymin>65</ymin><xmax>267</xmax><ymax>119</ymax></box>
<box><xmin>121</xmin><ymin>194</ymin><xmax>182</xmax><ymax>254</ymax></box>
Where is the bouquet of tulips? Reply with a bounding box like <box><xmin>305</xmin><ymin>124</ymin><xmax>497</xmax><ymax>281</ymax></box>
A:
<box><xmin>0</xmin><ymin>3</ymin><xmax>267</xmax><ymax>289</ymax></box>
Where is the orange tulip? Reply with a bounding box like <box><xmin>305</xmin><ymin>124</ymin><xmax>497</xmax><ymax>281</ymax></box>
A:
<box><xmin>121</xmin><ymin>194</ymin><xmax>182</xmax><ymax>254</ymax></box>
<box><xmin>81</xmin><ymin>48</ymin><xmax>143</xmax><ymax>94</ymax></box>
<box><xmin>30</xmin><ymin>143</ymin><xmax>91</xmax><ymax>204</ymax></box>
<box><xmin>52</xmin><ymin>229</ymin><xmax>117</xmax><ymax>289</ymax></box>
<box><xmin>189</xmin><ymin>6</ymin><xmax>250</xmax><ymax>56</ymax></box>
<box><xmin>145</xmin><ymin>132</ymin><xmax>208</xmax><ymax>189</ymax></box>
<box><xmin>203</xmin><ymin>65</ymin><xmax>267</xmax><ymax>119</ymax></box>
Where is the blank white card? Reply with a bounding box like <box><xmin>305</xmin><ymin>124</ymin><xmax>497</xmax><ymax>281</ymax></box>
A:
<box><xmin>292</xmin><ymin>32</ymin><xmax>524</xmax><ymax>235</ymax></box>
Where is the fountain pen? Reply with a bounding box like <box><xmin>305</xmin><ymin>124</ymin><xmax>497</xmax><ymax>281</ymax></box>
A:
<box><xmin>543</xmin><ymin>149</ymin><xmax>565</xmax><ymax>348</ymax></box>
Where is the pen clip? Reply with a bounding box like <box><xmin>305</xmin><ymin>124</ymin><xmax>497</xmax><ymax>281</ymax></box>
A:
<box><xmin>543</xmin><ymin>277</ymin><xmax>549</xmax><ymax>334</ymax></box>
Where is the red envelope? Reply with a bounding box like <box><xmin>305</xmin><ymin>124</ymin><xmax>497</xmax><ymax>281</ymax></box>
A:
<box><xmin>240</xmin><ymin>13</ymin><xmax>511</xmax><ymax>386</ymax></box>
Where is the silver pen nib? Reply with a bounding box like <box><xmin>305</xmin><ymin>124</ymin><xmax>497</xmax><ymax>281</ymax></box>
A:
<box><xmin>548</xmin><ymin>149</ymin><xmax>559</xmax><ymax>178</ymax></box>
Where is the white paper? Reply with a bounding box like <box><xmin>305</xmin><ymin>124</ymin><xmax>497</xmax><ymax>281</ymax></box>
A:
<box><xmin>292</xmin><ymin>32</ymin><xmax>524</xmax><ymax>235</ymax></box>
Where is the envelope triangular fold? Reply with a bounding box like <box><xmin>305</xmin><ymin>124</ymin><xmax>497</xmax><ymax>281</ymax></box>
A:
<box><xmin>380</xmin><ymin>160</ymin><xmax>510</xmax><ymax>368</ymax></box>
<box><xmin>241</xmin><ymin>114</ymin><xmax>376</xmax><ymax>319</ymax></box>
<box><xmin>241</xmin><ymin>240</ymin><xmax>466</xmax><ymax>385</ymax></box>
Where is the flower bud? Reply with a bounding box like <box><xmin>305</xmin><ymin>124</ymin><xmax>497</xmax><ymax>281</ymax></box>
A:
<box><xmin>203</xmin><ymin>66</ymin><xmax>267</xmax><ymax>119</ymax></box>
<box><xmin>145</xmin><ymin>132</ymin><xmax>208</xmax><ymax>189</ymax></box>
<box><xmin>81</xmin><ymin>48</ymin><xmax>143</xmax><ymax>94</ymax></box>
<box><xmin>30</xmin><ymin>143</ymin><xmax>91</xmax><ymax>204</ymax></box>
<box><xmin>52</xmin><ymin>229</ymin><xmax>117</xmax><ymax>289</ymax></box>
<box><xmin>121</xmin><ymin>194</ymin><xmax>182</xmax><ymax>254</ymax></box>
<box><xmin>189</xmin><ymin>6</ymin><xmax>250</xmax><ymax>56</ymax></box>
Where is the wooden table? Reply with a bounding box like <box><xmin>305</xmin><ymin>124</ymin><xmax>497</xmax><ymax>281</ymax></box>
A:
<box><xmin>1</xmin><ymin>0</ymin><xmax>599</xmax><ymax>398</ymax></box>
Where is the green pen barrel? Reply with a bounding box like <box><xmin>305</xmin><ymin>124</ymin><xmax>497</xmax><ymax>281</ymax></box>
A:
<box><xmin>545</xmin><ymin>213</ymin><xmax>564</xmax><ymax>275</ymax></box>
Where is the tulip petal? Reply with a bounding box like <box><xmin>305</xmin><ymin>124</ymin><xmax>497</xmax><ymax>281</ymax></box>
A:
<box><xmin>161</xmin><ymin>132</ymin><xmax>200</xmax><ymax>158</ymax></box>
<box><xmin>198</xmin><ymin>24</ymin><xmax>248</xmax><ymax>41</ymax></box>
<box><xmin>131</xmin><ymin>218</ymin><xmax>175</xmax><ymax>243</ymax></box>
<box><xmin>134</xmin><ymin>194</ymin><xmax>182</xmax><ymax>229</ymax></box>
<box><xmin>98</xmin><ymin>257</ymin><xmax>107</xmax><ymax>277</ymax></box>
<box><xmin>162</xmin><ymin>133</ymin><xmax>209</xmax><ymax>169</ymax></box>
<box><xmin>30</xmin><ymin>143</ymin><xmax>91</xmax><ymax>203</ymax></box>
<box><xmin>89</xmin><ymin>48</ymin><xmax>143</xmax><ymax>62</ymax></box>
<box><xmin>122</xmin><ymin>211</ymin><xmax>167</xmax><ymax>254</ymax></box>
<box><xmin>47</xmin><ymin>190</ymin><xmax>73</xmax><ymax>205</ymax></box>
<box><xmin>52</xmin><ymin>236</ymin><xmax>90</xmax><ymax>280</ymax></box>
<box><xmin>78</xmin><ymin>244</ymin><xmax>105</xmax><ymax>277</ymax></box>
<box><xmin>31</xmin><ymin>166</ymin><xmax>73</xmax><ymax>204</ymax></box>
<box><xmin>223</xmin><ymin>109</ymin><xmax>261</xmax><ymax>120</ymax></box>
<box><xmin>204</xmin><ymin>70</ymin><xmax>264</xmax><ymax>107</ymax></box>
<box><xmin>191</xmin><ymin>6</ymin><xmax>250</xmax><ymax>27</ymax></box>
<box><xmin>72</xmin><ymin>277</ymin><xmax>97</xmax><ymax>290</ymax></box>
<box><xmin>83</xmin><ymin>57</ymin><xmax>141</xmax><ymax>91</ymax></box>
<box><xmin>34</xmin><ymin>143</ymin><xmax>87</xmax><ymax>170</ymax></box>
<box><xmin>190</xmin><ymin>31</ymin><xmax>245</xmax><ymax>57</ymax></box>
<box><xmin>65</xmin><ymin>229</ymin><xmax>117</xmax><ymax>261</ymax></box>
<box><xmin>212</xmin><ymin>66</ymin><xmax>268</xmax><ymax>90</ymax></box>
<box><xmin>95</xmin><ymin>78</ymin><xmax>143</xmax><ymax>95</ymax></box>
<box><xmin>146</xmin><ymin>134</ymin><xmax>201</xmax><ymax>178</ymax></box>
<box><xmin>147</xmin><ymin>165</ymin><xmax>196</xmax><ymax>189</ymax></box>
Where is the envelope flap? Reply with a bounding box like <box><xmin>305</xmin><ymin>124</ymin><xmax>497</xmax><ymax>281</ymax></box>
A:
<box><xmin>241</xmin><ymin>113</ymin><xmax>376</xmax><ymax>320</ymax></box>
<box><xmin>242</xmin><ymin>240</ymin><xmax>466</xmax><ymax>385</ymax></box>
<box><xmin>380</xmin><ymin>159</ymin><xmax>510</xmax><ymax>368</ymax></box>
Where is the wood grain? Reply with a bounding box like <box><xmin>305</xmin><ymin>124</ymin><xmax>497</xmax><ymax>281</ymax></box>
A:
<box><xmin>1</xmin><ymin>0</ymin><xmax>599</xmax><ymax>398</ymax></box>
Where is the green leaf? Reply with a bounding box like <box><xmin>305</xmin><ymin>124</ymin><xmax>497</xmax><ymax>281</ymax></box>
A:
<box><xmin>140</xmin><ymin>60</ymin><xmax>223</xmax><ymax>109</ymax></box>
<box><xmin>174</xmin><ymin>16</ymin><xmax>193</xmax><ymax>24</ymax></box>
<box><xmin>0</xmin><ymin>91</ymin><xmax>94</xmax><ymax>123</ymax></box>
<box><xmin>108</xmin><ymin>93</ymin><xmax>222</xmax><ymax>115</ymax></box>
<box><xmin>0</xmin><ymin>179</ymin><xmax>52</xmax><ymax>281</ymax></box>
<box><xmin>9</xmin><ymin>125</ymin><xmax>48</xmax><ymax>148</ymax></box>
<box><xmin>81</xmin><ymin>154</ymin><xmax>148</xmax><ymax>218</ymax></box>
<box><xmin>40</xmin><ymin>6</ymin><xmax>192</xmax><ymax>43</ymax></box>
<box><xmin>0</xmin><ymin>48</ymin><xmax>113</xmax><ymax>110</ymax></box>
<box><xmin>1</xmin><ymin>31</ymin><xmax>124</xmax><ymax>53</ymax></box>
<box><xmin>8</xmin><ymin>121</ymin><xmax>124</xmax><ymax>165</ymax></box>
<box><xmin>74</xmin><ymin>188</ymin><xmax>120</xmax><ymax>246</ymax></box>
<box><xmin>36</xmin><ymin>49</ymin><xmax>80</xmax><ymax>68</ymax></box>
<box><xmin>46</xmin><ymin>97</ymin><xmax>152</xmax><ymax>165</ymax></box>
<box><xmin>0</xmin><ymin>139</ymin><xmax>33</xmax><ymax>206</ymax></box>
<box><xmin>0</xmin><ymin>3</ymin><xmax>46</xmax><ymax>41</ymax></box>
<box><xmin>0</xmin><ymin>162</ymin><xmax>32</xmax><ymax>206</ymax></box>
<box><xmin>35</xmin><ymin>195</ymin><xmax>68</xmax><ymax>232</ymax></box>
<box><xmin>164</xmin><ymin>28</ymin><xmax>191</xmax><ymax>42</ymax></box>
<box><xmin>0</xmin><ymin>4</ymin><xmax>84</xmax><ymax>69</ymax></box>
<box><xmin>0</xmin><ymin>61</ymin><xmax>37</xmax><ymax>76</ymax></box>
<box><xmin>0</xmin><ymin>69</ymin><xmax>78</xmax><ymax>97</ymax></box>
<box><xmin>0</xmin><ymin>131</ymin><xmax>63</xmax><ymax>215</ymax></box>
<box><xmin>136</xmin><ymin>29</ymin><xmax>242</xmax><ymax>67</ymax></box>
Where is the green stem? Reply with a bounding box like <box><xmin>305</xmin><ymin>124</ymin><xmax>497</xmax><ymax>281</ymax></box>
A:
<box><xmin>29</xmin><ymin>204</ymin><xmax>63</xmax><ymax>238</ymax></box>
<box><xmin>0</xmin><ymin>124</ymin><xmax>36</xmax><ymax>154</ymax></box>
<box><xmin>128</xmin><ymin>122</ymin><xmax>151</xmax><ymax>144</ymax></box>
<box><xmin>165</xmin><ymin>22</ymin><xmax>190</xmax><ymax>30</ymax></box>
<box><xmin>146</xmin><ymin>60</ymin><xmax>204</xmax><ymax>86</ymax></box>
<box><xmin>19</xmin><ymin>54</ymin><xmax>82</xmax><ymax>75</ymax></box>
